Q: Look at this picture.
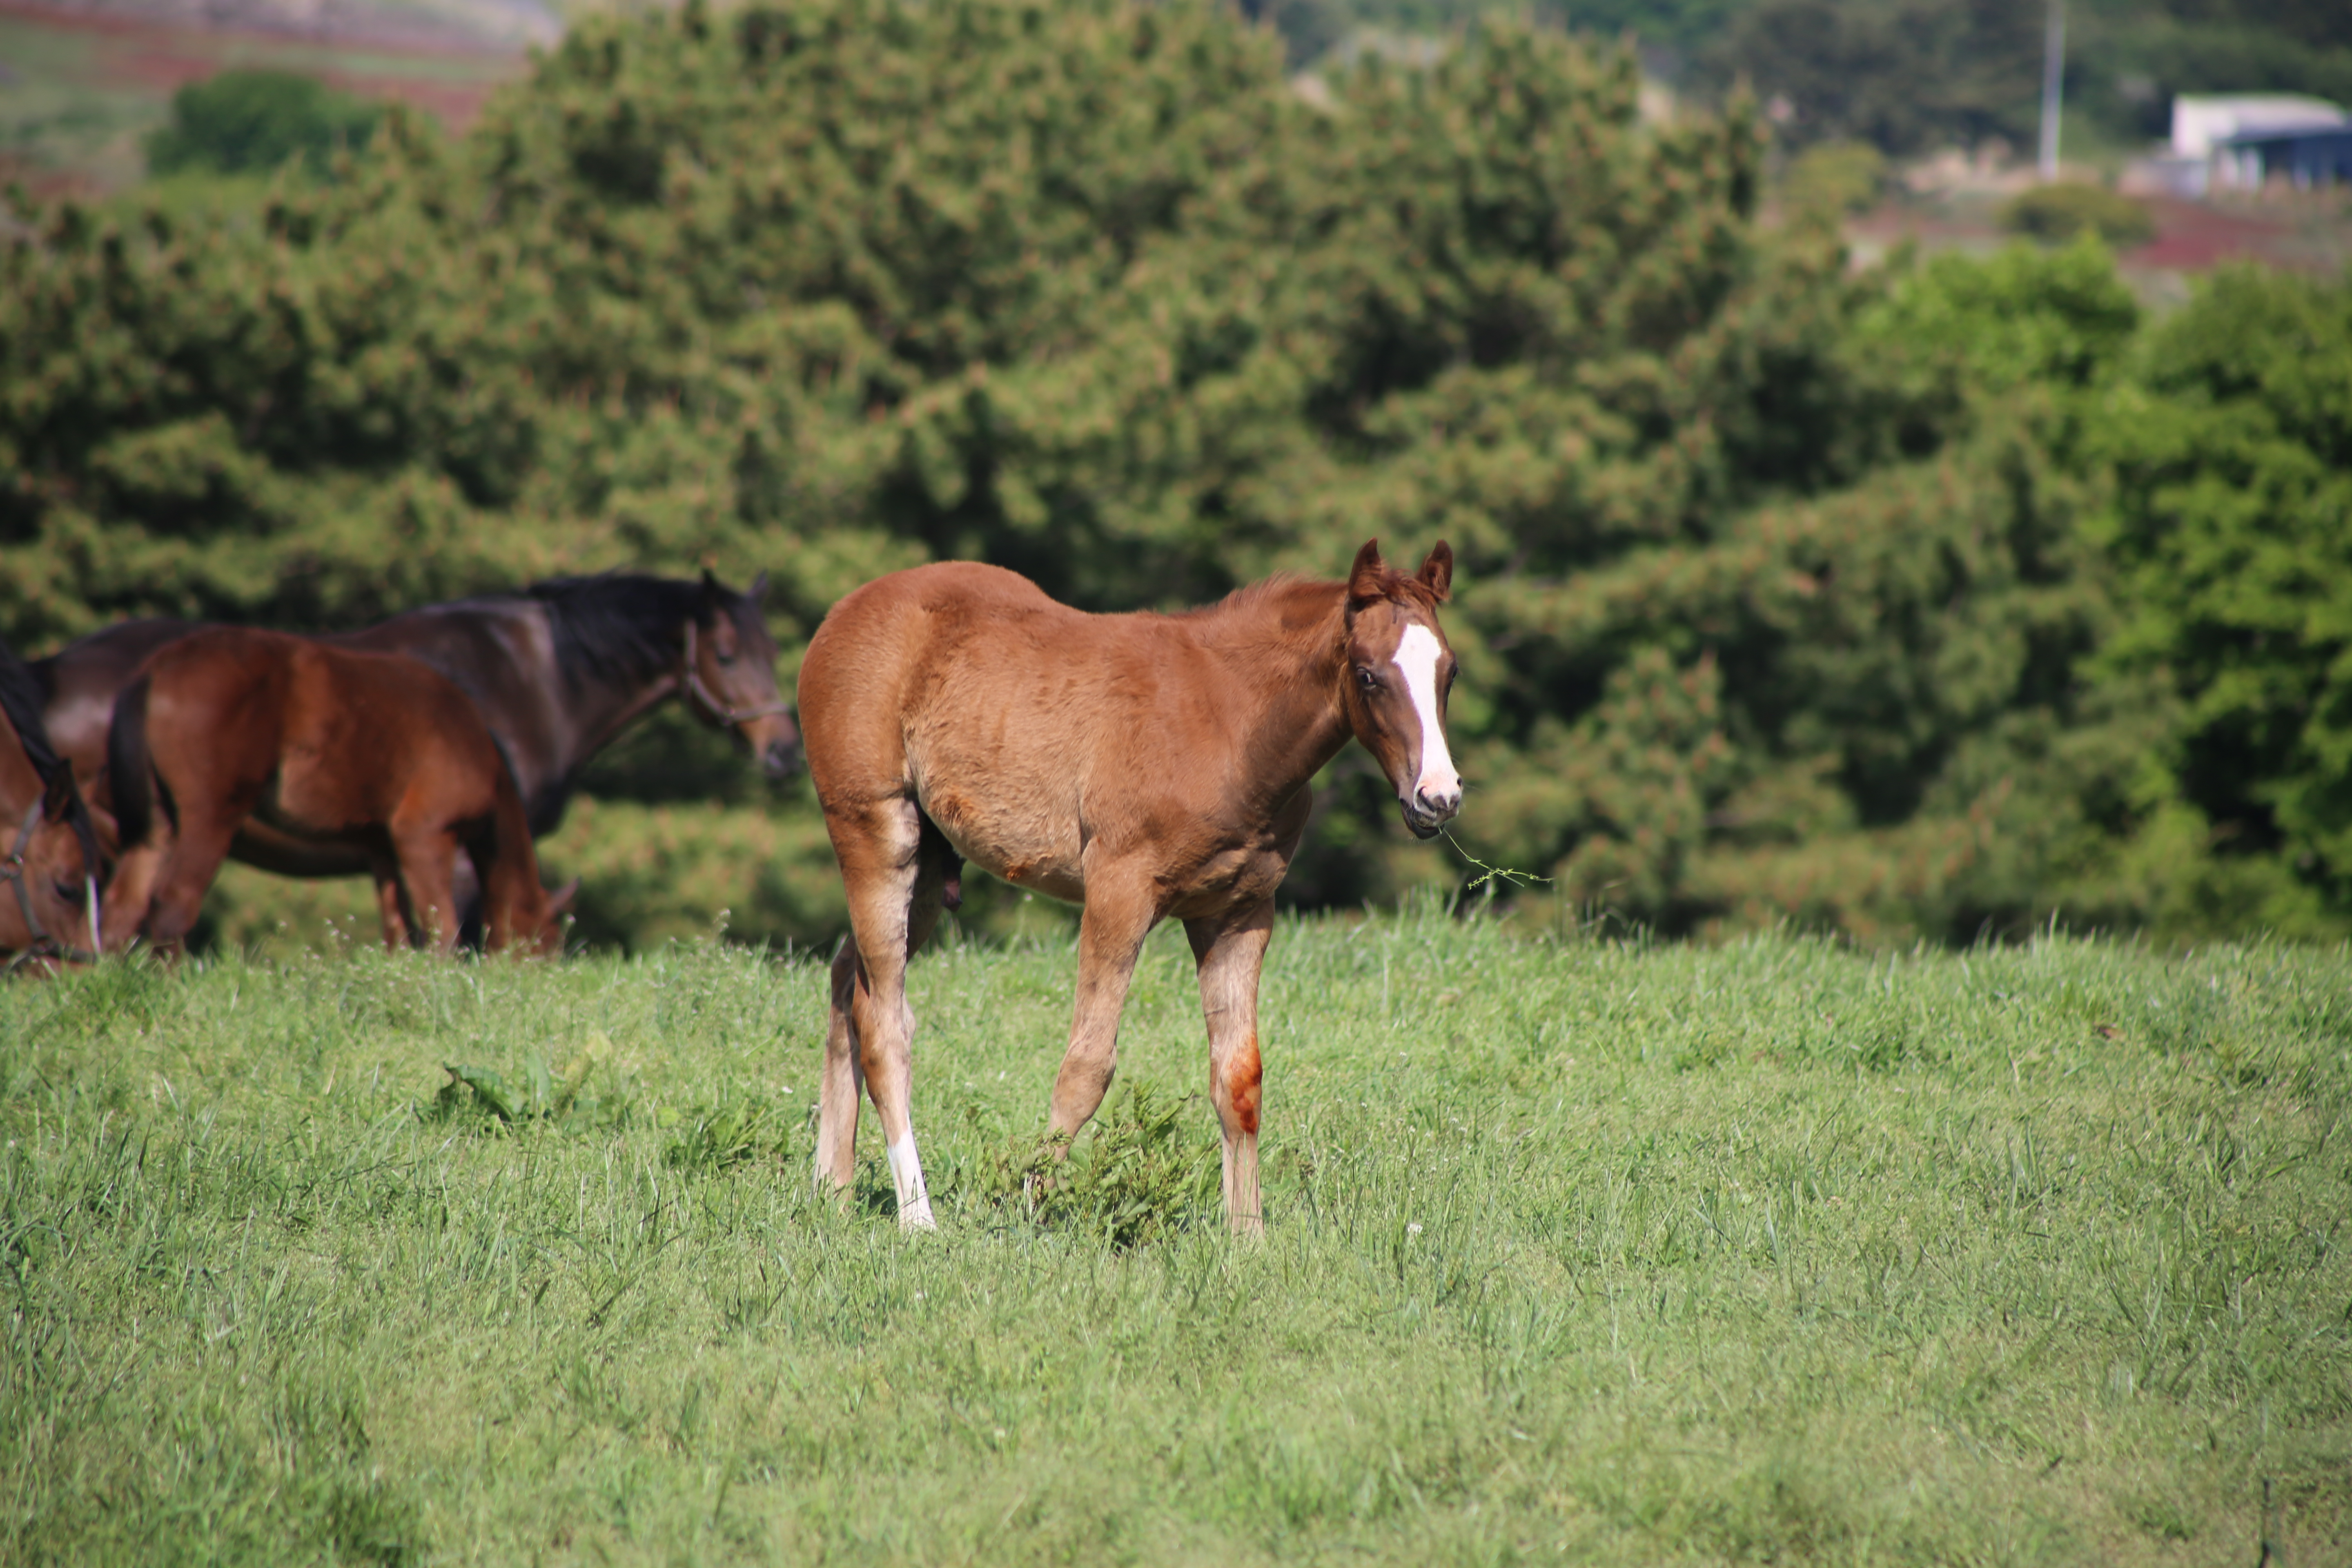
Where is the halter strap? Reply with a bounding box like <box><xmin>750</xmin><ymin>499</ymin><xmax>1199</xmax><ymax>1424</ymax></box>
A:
<box><xmin>2</xmin><ymin>797</ymin><xmax>102</xmax><ymax>970</ymax></box>
<box><xmin>679</xmin><ymin>621</ymin><xmax>794</xmax><ymax>727</ymax></box>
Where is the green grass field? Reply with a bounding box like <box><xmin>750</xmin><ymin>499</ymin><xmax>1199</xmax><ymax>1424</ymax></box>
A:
<box><xmin>3</xmin><ymin>909</ymin><xmax>2348</xmax><ymax>1564</ymax></box>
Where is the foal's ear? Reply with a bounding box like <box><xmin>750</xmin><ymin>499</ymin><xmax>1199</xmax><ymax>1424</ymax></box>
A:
<box><xmin>546</xmin><ymin>877</ymin><xmax>581</xmax><ymax>918</ymax></box>
<box><xmin>748</xmin><ymin>569</ymin><xmax>770</xmax><ymax>606</ymax></box>
<box><xmin>1417</xmin><ymin>541</ymin><xmax>1453</xmax><ymax>603</ymax></box>
<box><xmin>1347</xmin><ymin>539</ymin><xmax>1388</xmax><ymax>610</ymax></box>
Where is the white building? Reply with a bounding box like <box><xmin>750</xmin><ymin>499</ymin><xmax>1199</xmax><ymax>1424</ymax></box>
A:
<box><xmin>2171</xmin><ymin>95</ymin><xmax>2346</xmax><ymax>160</ymax></box>
<box><xmin>2123</xmin><ymin>96</ymin><xmax>2350</xmax><ymax>198</ymax></box>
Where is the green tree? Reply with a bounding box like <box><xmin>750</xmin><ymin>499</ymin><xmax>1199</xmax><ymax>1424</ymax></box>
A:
<box><xmin>1781</xmin><ymin>140</ymin><xmax>1888</xmax><ymax>216</ymax></box>
<box><xmin>12</xmin><ymin>0</ymin><xmax>2345</xmax><ymax>949</ymax></box>
<box><xmin>144</xmin><ymin>69</ymin><xmax>385</xmax><ymax>179</ymax></box>
<box><xmin>2082</xmin><ymin>267</ymin><xmax>2352</xmax><ymax>937</ymax></box>
<box><xmin>1445</xmin><ymin>238</ymin><xmax>2147</xmax><ymax>940</ymax></box>
<box><xmin>1694</xmin><ymin>0</ymin><xmax>2042</xmax><ymax>154</ymax></box>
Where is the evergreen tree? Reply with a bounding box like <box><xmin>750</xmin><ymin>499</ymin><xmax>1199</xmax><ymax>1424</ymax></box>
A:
<box><xmin>2082</xmin><ymin>267</ymin><xmax>2352</xmax><ymax>937</ymax></box>
<box><xmin>8</xmin><ymin>0</ymin><xmax>2348</xmax><ymax>947</ymax></box>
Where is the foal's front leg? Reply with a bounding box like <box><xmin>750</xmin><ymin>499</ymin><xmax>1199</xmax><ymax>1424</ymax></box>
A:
<box><xmin>388</xmin><ymin>825</ymin><xmax>463</xmax><ymax>953</ymax></box>
<box><xmin>1185</xmin><ymin>899</ymin><xmax>1274</xmax><ymax>1235</ymax></box>
<box><xmin>96</xmin><ymin>839</ymin><xmax>166</xmax><ymax>953</ymax></box>
<box><xmin>368</xmin><ymin>851</ymin><xmax>414</xmax><ymax>950</ymax></box>
<box><xmin>813</xmin><ymin>941</ymin><xmax>866</xmax><ymax>1196</ymax></box>
<box><xmin>1045</xmin><ymin>877</ymin><xmax>1158</xmax><ymax>1139</ymax></box>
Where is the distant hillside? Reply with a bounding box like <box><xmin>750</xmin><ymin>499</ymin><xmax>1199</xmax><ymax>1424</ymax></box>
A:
<box><xmin>10</xmin><ymin>0</ymin><xmax>559</xmax><ymax>53</ymax></box>
<box><xmin>0</xmin><ymin>0</ymin><xmax>540</xmax><ymax>191</ymax></box>
<box><xmin>1265</xmin><ymin>0</ymin><xmax>2352</xmax><ymax>156</ymax></box>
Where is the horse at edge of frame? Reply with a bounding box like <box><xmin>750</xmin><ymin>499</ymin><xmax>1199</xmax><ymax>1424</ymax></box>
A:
<box><xmin>31</xmin><ymin>570</ymin><xmax>796</xmax><ymax>948</ymax></box>
<box><xmin>0</xmin><ymin>637</ymin><xmax>104</xmax><ymax>973</ymax></box>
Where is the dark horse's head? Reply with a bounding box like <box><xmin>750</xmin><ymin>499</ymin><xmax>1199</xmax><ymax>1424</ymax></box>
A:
<box><xmin>0</xmin><ymin>639</ymin><xmax>105</xmax><ymax>962</ymax></box>
<box><xmin>682</xmin><ymin>570</ymin><xmax>801</xmax><ymax>778</ymax></box>
<box><xmin>1340</xmin><ymin>539</ymin><xmax>1462</xmax><ymax>841</ymax></box>
<box><xmin>532</xmin><ymin>570</ymin><xmax>802</xmax><ymax>780</ymax></box>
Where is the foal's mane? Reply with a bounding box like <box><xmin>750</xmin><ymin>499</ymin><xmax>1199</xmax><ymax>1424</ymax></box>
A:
<box><xmin>1180</xmin><ymin>563</ymin><xmax>1441</xmax><ymax>638</ymax></box>
<box><xmin>1358</xmin><ymin>565</ymin><xmax>1448</xmax><ymax>614</ymax></box>
<box><xmin>1177</xmin><ymin>574</ymin><xmax>1338</xmax><ymax>635</ymax></box>
<box><xmin>527</xmin><ymin>575</ymin><xmax>718</xmax><ymax>691</ymax></box>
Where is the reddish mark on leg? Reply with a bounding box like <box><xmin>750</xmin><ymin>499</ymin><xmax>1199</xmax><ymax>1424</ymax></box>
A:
<box><xmin>1225</xmin><ymin>1033</ymin><xmax>1262</xmax><ymax>1135</ymax></box>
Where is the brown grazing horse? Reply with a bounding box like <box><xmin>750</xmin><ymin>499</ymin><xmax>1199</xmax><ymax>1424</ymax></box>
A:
<box><xmin>99</xmin><ymin>629</ymin><xmax>565</xmax><ymax>956</ymax></box>
<box><xmin>799</xmin><ymin>539</ymin><xmax>1463</xmax><ymax>1232</ymax></box>
<box><xmin>0</xmin><ymin>640</ymin><xmax>104</xmax><ymax>969</ymax></box>
<box><xmin>34</xmin><ymin>572</ymin><xmax>793</xmax><ymax>944</ymax></box>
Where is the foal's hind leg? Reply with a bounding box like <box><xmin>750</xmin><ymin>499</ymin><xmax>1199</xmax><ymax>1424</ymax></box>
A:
<box><xmin>814</xmin><ymin>814</ymin><xmax>955</xmax><ymax>1205</ymax></box>
<box><xmin>817</xmin><ymin>795</ymin><xmax>944</xmax><ymax>1230</ymax></box>
<box><xmin>813</xmin><ymin>940</ymin><xmax>866</xmax><ymax>1193</ymax></box>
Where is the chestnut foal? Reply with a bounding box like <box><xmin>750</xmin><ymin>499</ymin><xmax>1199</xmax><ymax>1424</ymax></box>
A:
<box><xmin>799</xmin><ymin>539</ymin><xmax>1463</xmax><ymax>1232</ymax></box>
<box><xmin>99</xmin><ymin>629</ymin><xmax>566</xmax><ymax>956</ymax></box>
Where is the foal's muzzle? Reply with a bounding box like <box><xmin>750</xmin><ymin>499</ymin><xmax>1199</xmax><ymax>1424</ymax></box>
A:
<box><xmin>1401</xmin><ymin>785</ymin><xmax>1461</xmax><ymax>841</ymax></box>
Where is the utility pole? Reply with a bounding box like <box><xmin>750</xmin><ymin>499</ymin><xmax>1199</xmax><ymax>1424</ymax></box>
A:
<box><xmin>2038</xmin><ymin>0</ymin><xmax>2065</xmax><ymax>180</ymax></box>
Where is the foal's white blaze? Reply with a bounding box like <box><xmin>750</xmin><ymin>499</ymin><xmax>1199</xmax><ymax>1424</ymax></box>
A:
<box><xmin>887</xmin><ymin>1133</ymin><xmax>937</xmax><ymax>1232</ymax></box>
<box><xmin>1392</xmin><ymin>624</ymin><xmax>1460</xmax><ymax>810</ymax></box>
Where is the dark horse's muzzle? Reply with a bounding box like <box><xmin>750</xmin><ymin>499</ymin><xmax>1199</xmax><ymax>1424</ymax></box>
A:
<box><xmin>760</xmin><ymin>734</ymin><xmax>805</xmax><ymax>781</ymax></box>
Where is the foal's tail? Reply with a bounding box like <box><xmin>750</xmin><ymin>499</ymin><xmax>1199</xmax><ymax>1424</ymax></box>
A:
<box><xmin>106</xmin><ymin>673</ymin><xmax>171</xmax><ymax>849</ymax></box>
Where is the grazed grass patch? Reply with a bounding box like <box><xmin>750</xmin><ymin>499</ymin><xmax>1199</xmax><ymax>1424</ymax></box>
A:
<box><xmin>2</xmin><ymin>913</ymin><xmax>2348</xmax><ymax>1563</ymax></box>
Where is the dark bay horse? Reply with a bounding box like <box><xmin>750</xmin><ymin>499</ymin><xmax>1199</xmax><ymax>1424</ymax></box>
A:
<box><xmin>0</xmin><ymin>641</ymin><xmax>104</xmax><ymax>968</ymax></box>
<box><xmin>798</xmin><ymin>539</ymin><xmax>1463</xmax><ymax>1232</ymax></box>
<box><xmin>100</xmin><ymin>629</ymin><xmax>565</xmax><ymax>956</ymax></box>
<box><xmin>34</xmin><ymin>571</ymin><xmax>793</xmax><ymax>942</ymax></box>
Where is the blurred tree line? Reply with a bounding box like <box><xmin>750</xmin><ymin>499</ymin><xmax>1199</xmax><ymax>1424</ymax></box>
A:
<box><xmin>1688</xmin><ymin>0</ymin><xmax>2352</xmax><ymax>156</ymax></box>
<box><xmin>3</xmin><ymin>0</ymin><xmax>2347</xmax><ymax>948</ymax></box>
<box><xmin>1246</xmin><ymin>0</ymin><xmax>2352</xmax><ymax>158</ymax></box>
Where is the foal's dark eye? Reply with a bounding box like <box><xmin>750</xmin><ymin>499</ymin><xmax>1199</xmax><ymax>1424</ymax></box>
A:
<box><xmin>1356</xmin><ymin>667</ymin><xmax>1380</xmax><ymax>691</ymax></box>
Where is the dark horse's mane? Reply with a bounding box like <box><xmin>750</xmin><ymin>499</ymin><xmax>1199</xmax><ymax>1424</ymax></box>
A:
<box><xmin>0</xmin><ymin>636</ymin><xmax>105</xmax><ymax>896</ymax></box>
<box><xmin>526</xmin><ymin>575</ymin><xmax>718</xmax><ymax>692</ymax></box>
<box><xmin>0</xmin><ymin>641</ymin><xmax>69</xmax><ymax>786</ymax></box>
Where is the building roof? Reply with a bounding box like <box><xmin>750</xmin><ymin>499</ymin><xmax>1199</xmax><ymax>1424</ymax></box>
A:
<box><xmin>2172</xmin><ymin>94</ymin><xmax>2347</xmax><ymax>158</ymax></box>
<box><xmin>2218</xmin><ymin>124</ymin><xmax>2352</xmax><ymax>150</ymax></box>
